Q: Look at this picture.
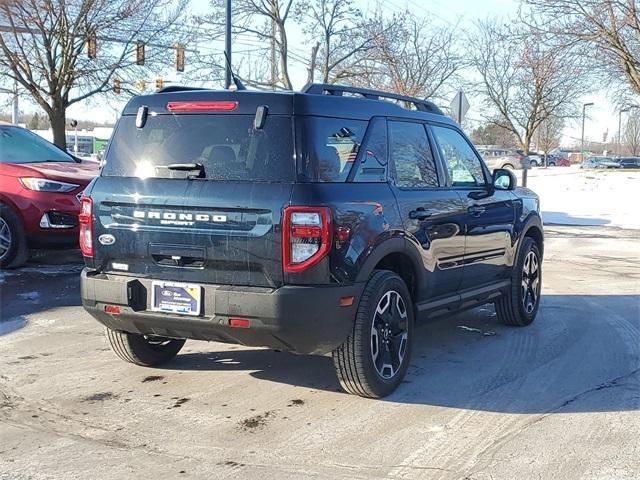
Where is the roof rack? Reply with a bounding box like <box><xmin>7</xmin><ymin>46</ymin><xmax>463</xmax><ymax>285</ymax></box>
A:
<box><xmin>157</xmin><ymin>86</ymin><xmax>212</xmax><ymax>94</ymax></box>
<box><xmin>301</xmin><ymin>83</ymin><xmax>444</xmax><ymax>115</ymax></box>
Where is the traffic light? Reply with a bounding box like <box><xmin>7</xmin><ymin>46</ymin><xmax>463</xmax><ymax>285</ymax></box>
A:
<box><xmin>135</xmin><ymin>41</ymin><xmax>145</xmax><ymax>66</ymax></box>
<box><xmin>136</xmin><ymin>80</ymin><xmax>146</xmax><ymax>92</ymax></box>
<box><xmin>155</xmin><ymin>78</ymin><xmax>164</xmax><ymax>91</ymax></box>
<box><xmin>113</xmin><ymin>79</ymin><xmax>121</xmax><ymax>95</ymax></box>
<box><xmin>86</xmin><ymin>31</ymin><xmax>97</xmax><ymax>59</ymax></box>
<box><xmin>174</xmin><ymin>43</ymin><xmax>185</xmax><ymax>72</ymax></box>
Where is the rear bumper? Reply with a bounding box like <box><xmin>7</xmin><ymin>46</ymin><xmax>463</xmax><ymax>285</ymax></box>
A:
<box><xmin>81</xmin><ymin>269</ymin><xmax>363</xmax><ymax>355</ymax></box>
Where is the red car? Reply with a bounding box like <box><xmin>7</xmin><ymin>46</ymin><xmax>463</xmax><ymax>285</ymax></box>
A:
<box><xmin>547</xmin><ymin>155</ymin><xmax>571</xmax><ymax>167</ymax></box>
<box><xmin>0</xmin><ymin>122</ymin><xmax>99</xmax><ymax>267</ymax></box>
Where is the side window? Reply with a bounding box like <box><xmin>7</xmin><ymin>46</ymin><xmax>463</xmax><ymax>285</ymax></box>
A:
<box><xmin>431</xmin><ymin>126</ymin><xmax>486</xmax><ymax>187</ymax></box>
<box><xmin>300</xmin><ymin>117</ymin><xmax>366</xmax><ymax>182</ymax></box>
<box><xmin>389</xmin><ymin>121</ymin><xmax>439</xmax><ymax>188</ymax></box>
<box><xmin>353</xmin><ymin>118</ymin><xmax>387</xmax><ymax>183</ymax></box>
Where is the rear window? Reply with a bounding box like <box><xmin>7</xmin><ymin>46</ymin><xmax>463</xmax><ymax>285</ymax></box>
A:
<box><xmin>102</xmin><ymin>114</ymin><xmax>294</xmax><ymax>181</ymax></box>
<box><xmin>298</xmin><ymin>117</ymin><xmax>366</xmax><ymax>182</ymax></box>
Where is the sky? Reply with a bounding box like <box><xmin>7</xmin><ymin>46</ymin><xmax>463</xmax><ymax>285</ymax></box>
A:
<box><xmin>3</xmin><ymin>0</ymin><xmax>625</xmax><ymax>149</ymax></box>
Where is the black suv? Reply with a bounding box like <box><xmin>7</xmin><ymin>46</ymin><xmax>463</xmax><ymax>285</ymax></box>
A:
<box><xmin>80</xmin><ymin>84</ymin><xmax>543</xmax><ymax>398</ymax></box>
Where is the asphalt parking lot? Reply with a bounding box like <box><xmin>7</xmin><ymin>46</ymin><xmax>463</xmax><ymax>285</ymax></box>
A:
<box><xmin>1</xmin><ymin>224</ymin><xmax>639</xmax><ymax>480</ymax></box>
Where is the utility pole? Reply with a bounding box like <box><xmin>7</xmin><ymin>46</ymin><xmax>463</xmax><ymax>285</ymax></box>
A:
<box><xmin>224</xmin><ymin>0</ymin><xmax>232</xmax><ymax>89</ymax></box>
<box><xmin>618</xmin><ymin>107</ymin><xmax>629</xmax><ymax>153</ymax></box>
<box><xmin>270</xmin><ymin>0</ymin><xmax>277</xmax><ymax>90</ymax></box>
<box><xmin>12</xmin><ymin>78</ymin><xmax>19</xmax><ymax>125</ymax></box>
<box><xmin>581</xmin><ymin>102</ymin><xmax>594</xmax><ymax>163</ymax></box>
<box><xmin>1</xmin><ymin>80</ymin><xmax>20</xmax><ymax>124</ymax></box>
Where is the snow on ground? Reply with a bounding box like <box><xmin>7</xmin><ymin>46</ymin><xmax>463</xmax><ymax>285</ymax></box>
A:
<box><xmin>516</xmin><ymin>165</ymin><xmax>640</xmax><ymax>230</ymax></box>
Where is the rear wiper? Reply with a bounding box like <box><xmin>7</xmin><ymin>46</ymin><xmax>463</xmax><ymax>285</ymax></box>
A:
<box><xmin>164</xmin><ymin>163</ymin><xmax>205</xmax><ymax>178</ymax></box>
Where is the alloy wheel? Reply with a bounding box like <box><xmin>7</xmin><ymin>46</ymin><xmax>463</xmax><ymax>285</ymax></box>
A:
<box><xmin>0</xmin><ymin>217</ymin><xmax>11</xmax><ymax>261</ymax></box>
<box><xmin>371</xmin><ymin>290</ymin><xmax>409</xmax><ymax>379</ymax></box>
<box><xmin>522</xmin><ymin>250</ymin><xmax>540</xmax><ymax>314</ymax></box>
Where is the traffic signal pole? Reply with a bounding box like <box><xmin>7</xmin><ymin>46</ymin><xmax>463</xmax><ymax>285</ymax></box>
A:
<box><xmin>224</xmin><ymin>0</ymin><xmax>232</xmax><ymax>89</ymax></box>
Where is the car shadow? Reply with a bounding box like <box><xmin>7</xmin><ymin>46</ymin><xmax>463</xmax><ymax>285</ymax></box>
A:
<box><xmin>167</xmin><ymin>294</ymin><xmax>639</xmax><ymax>414</ymax></box>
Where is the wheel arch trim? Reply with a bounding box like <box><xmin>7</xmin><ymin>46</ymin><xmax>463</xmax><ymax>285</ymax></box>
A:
<box><xmin>518</xmin><ymin>214</ymin><xmax>544</xmax><ymax>258</ymax></box>
<box><xmin>355</xmin><ymin>236</ymin><xmax>425</xmax><ymax>296</ymax></box>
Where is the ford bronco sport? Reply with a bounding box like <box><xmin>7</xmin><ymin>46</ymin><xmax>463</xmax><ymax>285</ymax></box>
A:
<box><xmin>80</xmin><ymin>84</ymin><xmax>543</xmax><ymax>398</ymax></box>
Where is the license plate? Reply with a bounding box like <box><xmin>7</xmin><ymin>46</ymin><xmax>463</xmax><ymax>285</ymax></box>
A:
<box><xmin>151</xmin><ymin>281</ymin><xmax>202</xmax><ymax>316</ymax></box>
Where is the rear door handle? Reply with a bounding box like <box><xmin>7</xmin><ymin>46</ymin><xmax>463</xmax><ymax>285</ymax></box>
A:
<box><xmin>409</xmin><ymin>208</ymin><xmax>433</xmax><ymax>220</ymax></box>
<box><xmin>468</xmin><ymin>205</ymin><xmax>486</xmax><ymax>216</ymax></box>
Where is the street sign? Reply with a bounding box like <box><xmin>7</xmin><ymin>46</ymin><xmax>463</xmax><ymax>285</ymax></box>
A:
<box><xmin>450</xmin><ymin>90</ymin><xmax>470</xmax><ymax>124</ymax></box>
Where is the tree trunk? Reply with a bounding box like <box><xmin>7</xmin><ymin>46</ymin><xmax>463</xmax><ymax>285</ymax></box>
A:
<box><xmin>522</xmin><ymin>136</ymin><xmax>531</xmax><ymax>188</ymax></box>
<box><xmin>277</xmin><ymin>20</ymin><xmax>293</xmax><ymax>90</ymax></box>
<box><xmin>49</xmin><ymin>104</ymin><xmax>67</xmax><ymax>149</ymax></box>
<box><xmin>307</xmin><ymin>42</ymin><xmax>319</xmax><ymax>85</ymax></box>
<box><xmin>322</xmin><ymin>32</ymin><xmax>330</xmax><ymax>83</ymax></box>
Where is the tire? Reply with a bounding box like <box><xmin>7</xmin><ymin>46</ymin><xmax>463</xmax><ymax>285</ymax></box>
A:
<box><xmin>503</xmin><ymin>163</ymin><xmax>515</xmax><ymax>170</ymax></box>
<box><xmin>0</xmin><ymin>204</ymin><xmax>29</xmax><ymax>269</ymax></box>
<box><xmin>530</xmin><ymin>160</ymin><xmax>539</xmax><ymax>167</ymax></box>
<box><xmin>495</xmin><ymin>237</ymin><xmax>541</xmax><ymax>326</ymax></box>
<box><xmin>332</xmin><ymin>270</ymin><xmax>414</xmax><ymax>398</ymax></box>
<box><xmin>549</xmin><ymin>162</ymin><xmax>556</xmax><ymax>167</ymax></box>
<box><xmin>105</xmin><ymin>328</ymin><xmax>185</xmax><ymax>367</ymax></box>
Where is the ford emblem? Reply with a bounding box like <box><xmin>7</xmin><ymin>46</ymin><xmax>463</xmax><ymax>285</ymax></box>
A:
<box><xmin>98</xmin><ymin>234</ymin><xmax>116</xmax><ymax>246</ymax></box>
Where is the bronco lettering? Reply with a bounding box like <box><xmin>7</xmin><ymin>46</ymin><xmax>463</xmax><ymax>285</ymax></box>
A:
<box><xmin>132</xmin><ymin>210</ymin><xmax>227</xmax><ymax>223</ymax></box>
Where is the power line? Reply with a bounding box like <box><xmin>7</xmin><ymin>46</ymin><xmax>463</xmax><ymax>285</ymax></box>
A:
<box><xmin>0</xmin><ymin>24</ymin><xmax>199</xmax><ymax>53</ymax></box>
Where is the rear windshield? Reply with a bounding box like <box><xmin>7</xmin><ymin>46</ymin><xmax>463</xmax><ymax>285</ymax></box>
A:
<box><xmin>102</xmin><ymin>114</ymin><xmax>294</xmax><ymax>181</ymax></box>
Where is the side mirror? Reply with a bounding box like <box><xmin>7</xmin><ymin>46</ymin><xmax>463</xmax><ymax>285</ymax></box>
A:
<box><xmin>493</xmin><ymin>168</ymin><xmax>517</xmax><ymax>191</ymax></box>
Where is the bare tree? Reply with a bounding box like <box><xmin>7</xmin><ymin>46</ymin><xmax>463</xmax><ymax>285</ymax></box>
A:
<box><xmin>26</xmin><ymin>111</ymin><xmax>44</xmax><ymax>130</ymax></box>
<box><xmin>298</xmin><ymin>0</ymin><xmax>379</xmax><ymax>84</ymax></box>
<box><xmin>536</xmin><ymin>115</ymin><xmax>564</xmax><ymax>165</ymax></box>
<box><xmin>470</xmin><ymin>121</ymin><xmax>520</xmax><ymax>147</ymax></box>
<box><xmin>0</xmin><ymin>0</ymin><xmax>189</xmax><ymax>147</ymax></box>
<box><xmin>525</xmin><ymin>0</ymin><xmax>640</xmax><ymax>95</ymax></box>
<box><xmin>468</xmin><ymin>19</ymin><xmax>584</xmax><ymax>154</ymax></box>
<box><xmin>623</xmin><ymin>108</ymin><xmax>640</xmax><ymax>155</ymax></box>
<box><xmin>354</xmin><ymin>10</ymin><xmax>462</xmax><ymax>102</ymax></box>
<box><xmin>202</xmin><ymin>0</ymin><xmax>295</xmax><ymax>90</ymax></box>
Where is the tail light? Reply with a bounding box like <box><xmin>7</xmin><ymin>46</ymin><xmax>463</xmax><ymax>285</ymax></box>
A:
<box><xmin>282</xmin><ymin>206</ymin><xmax>331</xmax><ymax>273</ymax></box>
<box><xmin>79</xmin><ymin>197</ymin><xmax>93</xmax><ymax>257</ymax></box>
<box><xmin>166</xmin><ymin>101</ymin><xmax>238</xmax><ymax>112</ymax></box>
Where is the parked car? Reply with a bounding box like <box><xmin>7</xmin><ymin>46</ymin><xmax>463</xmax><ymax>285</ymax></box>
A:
<box><xmin>549</xmin><ymin>148</ymin><xmax>578</xmax><ymax>160</ymax></box>
<box><xmin>546</xmin><ymin>154</ymin><xmax>570</xmax><ymax>167</ymax></box>
<box><xmin>0</xmin><ymin>122</ymin><xmax>99</xmax><ymax>268</ymax></box>
<box><xmin>616</xmin><ymin>157</ymin><xmax>640</xmax><ymax>169</ymax></box>
<box><xmin>476</xmin><ymin>148</ymin><xmax>529</xmax><ymax>170</ymax></box>
<box><xmin>528</xmin><ymin>154</ymin><xmax>542</xmax><ymax>167</ymax></box>
<box><xmin>580</xmin><ymin>156</ymin><xmax>620</xmax><ymax>169</ymax></box>
<box><xmin>529</xmin><ymin>153</ymin><xmax>569</xmax><ymax>167</ymax></box>
<box><xmin>80</xmin><ymin>84</ymin><xmax>543</xmax><ymax>398</ymax></box>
